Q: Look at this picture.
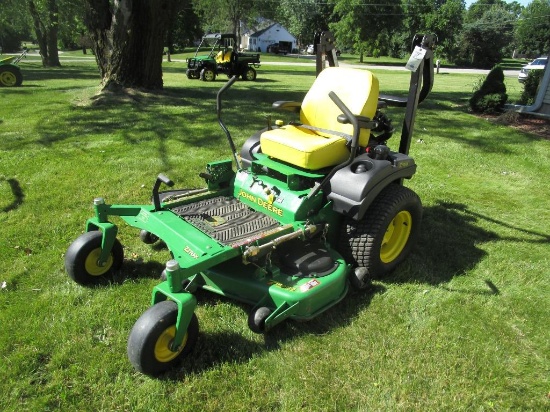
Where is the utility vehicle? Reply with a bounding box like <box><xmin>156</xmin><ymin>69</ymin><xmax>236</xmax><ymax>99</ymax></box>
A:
<box><xmin>65</xmin><ymin>34</ymin><xmax>435</xmax><ymax>376</ymax></box>
<box><xmin>186</xmin><ymin>33</ymin><xmax>260</xmax><ymax>81</ymax></box>
<box><xmin>0</xmin><ymin>49</ymin><xmax>26</xmax><ymax>87</ymax></box>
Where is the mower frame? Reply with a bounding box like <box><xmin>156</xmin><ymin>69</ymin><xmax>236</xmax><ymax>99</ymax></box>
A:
<box><xmin>65</xmin><ymin>34</ymin><xmax>435</xmax><ymax>376</ymax></box>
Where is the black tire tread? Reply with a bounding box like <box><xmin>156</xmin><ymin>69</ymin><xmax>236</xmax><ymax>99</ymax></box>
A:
<box><xmin>127</xmin><ymin>301</ymin><xmax>199</xmax><ymax>376</ymax></box>
<box><xmin>242</xmin><ymin>67</ymin><xmax>257</xmax><ymax>81</ymax></box>
<box><xmin>248</xmin><ymin>306</ymin><xmax>272</xmax><ymax>334</ymax></box>
<box><xmin>65</xmin><ymin>231</ymin><xmax>124</xmax><ymax>285</ymax></box>
<box><xmin>339</xmin><ymin>184</ymin><xmax>422</xmax><ymax>277</ymax></box>
<box><xmin>0</xmin><ymin>66</ymin><xmax>23</xmax><ymax>87</ymax></box>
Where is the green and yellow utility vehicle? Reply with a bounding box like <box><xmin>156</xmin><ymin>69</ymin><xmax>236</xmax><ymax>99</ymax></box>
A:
<box><xmin>66</xmin><ymin>34</ymin><xmax>435</xmax><ymax>376</ymax></box>
<box><xmin>0</xmin><ymin>49</ymin><xmax>26</xmax><ymax>87</ymax></box>
<box><xmin>186</xmin><ymin>33</ymin><xmax>260</xmax><ymax>81</ymax></box>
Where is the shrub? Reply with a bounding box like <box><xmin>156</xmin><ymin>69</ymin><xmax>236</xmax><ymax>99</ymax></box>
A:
<box><xmin>518</xmin><ymin>69</ymin><xmax>544</xmax><ymax>106</ymax></box>
<box><xmin>469</xmin><ymin>65</ymin><xmax>508</xmax><ymax>113</ymax></box>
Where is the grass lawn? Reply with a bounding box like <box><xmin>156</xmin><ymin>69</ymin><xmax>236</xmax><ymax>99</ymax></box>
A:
<box><xmin>0</xmin><ymin>58</ymin><xmax>548</xmax><ymax>411</ymax></box>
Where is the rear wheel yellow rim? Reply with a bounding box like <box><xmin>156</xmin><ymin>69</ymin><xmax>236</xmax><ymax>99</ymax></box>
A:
<box><xmin>0</xmin><ymin>71</ymin><xmax>16</xmax><ymax>86</ymax></box>
<box><xmin>380</xmin><ymin>211</ymin><xmax>412</xmax><ymax>263</ymax></box>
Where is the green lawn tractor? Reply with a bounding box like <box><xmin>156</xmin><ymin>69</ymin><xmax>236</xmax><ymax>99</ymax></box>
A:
<box><xmin>186</xmin><ymin>33</ymin><xmax>260</xmax><ymax>81</ymax></box>
<box><xmin>66</xmin><ymin>34</ymin><xmax>435</xmax><ymax>376</ymax></box>
<box><xmin>0</xmin><ymin>49</ymin><xmax>27</xmax><ymax>87</ymax></box>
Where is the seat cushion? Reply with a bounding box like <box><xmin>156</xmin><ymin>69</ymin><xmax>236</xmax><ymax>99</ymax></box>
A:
<box><xmin>260</xmin><ymin>125</ymin><xmax>349</xmax><ymax>170</ymax></box>
<box><xmin>261</xmin><ymin>68</ymin><xmax>379</xmax><ymax>170</ymax></box>
<box><xmin>300</xmin><ymin>68</ymin><xmax>379</xmax><ymax>146</ymax></box>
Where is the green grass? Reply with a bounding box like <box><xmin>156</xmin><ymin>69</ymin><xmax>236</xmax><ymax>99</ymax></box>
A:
<box><xmin>1</xmin><ymin>59</ymin><xmax>548</xmax><ymax>411</ymax></box>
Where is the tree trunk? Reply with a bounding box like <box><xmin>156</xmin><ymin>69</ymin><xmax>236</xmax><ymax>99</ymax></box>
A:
<box><xmin>84</xmin><ymin>0</ymin><xmax>112</xmax><ymax>80</ymax></box>
<box><xmin>28</xmin><ymin>0</ymin><xmax>61</xmax><ymax>67</ymax></box>
<box><xmin>45</xmin><ymin>0</ymin><xmax>60</xmax><ymax>67</ymax></box>
<box><xmin>85</xmin><ymin>0</ymin><xmax>177</xmax><ymax>90</ymax></box>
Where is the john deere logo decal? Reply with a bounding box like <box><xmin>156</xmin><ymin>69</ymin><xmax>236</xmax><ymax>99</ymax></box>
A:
<box><xmin>237</xmin><ymin>189</ymin><xmax>283</xmax><ymax>216</ymax></box>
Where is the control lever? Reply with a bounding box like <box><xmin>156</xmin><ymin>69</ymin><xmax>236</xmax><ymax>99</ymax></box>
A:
<box><xmin>152</xmin><ymin>173</ymin><xmax>174</xmax><ymax>211</ymax></box>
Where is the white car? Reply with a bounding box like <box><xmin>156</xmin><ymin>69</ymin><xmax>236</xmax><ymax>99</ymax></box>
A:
<box><xmin>518</xmin><ymin>56</ymin><xmax>547</xmax><ymax>83</ymax></box>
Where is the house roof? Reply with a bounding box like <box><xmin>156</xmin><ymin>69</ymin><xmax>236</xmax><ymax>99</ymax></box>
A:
<box><xmin>249</xmin><ymin>23</ymin><xmax>280</xmax><ymax>38</ymax></box>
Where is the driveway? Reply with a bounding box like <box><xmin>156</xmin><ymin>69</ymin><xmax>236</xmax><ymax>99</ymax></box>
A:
<box><xmin>265</xmin><ymin>59</ymin><xmax>520</xmax><ymax>77</ymax></box>
<box><xmin>8</xmin><ymin>50</ymin><xmax>520</xmax><ymax>77</ymax></box>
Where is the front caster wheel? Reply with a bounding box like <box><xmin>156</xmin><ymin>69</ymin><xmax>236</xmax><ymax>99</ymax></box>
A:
<box><xmin>349</xmin><ymin>267</ymin><xmax>372</xmax><ymax>290</ymax></box>
<box><xmin>139</xmin><ymin>230</ymin><xmax>159</xmax><ymax>244</ymax></box>
<box><xmin>248</xmin><ymin>306</ymin><xmax>272</xmax><ymax>334</ymax></box>
<box><xmin>200</xmin><ymin>68</ymin><xmax>216</xmax><ymax>82</ymax></box>
<box><xmin>127</xmin><ymin>301</ymin><xmax>199</xmax><ymax>376</ymax></box>
<box><xmin>65</xmin><ymin>231</ymin><xmax>124</xmax><ymax>285</ymax></box>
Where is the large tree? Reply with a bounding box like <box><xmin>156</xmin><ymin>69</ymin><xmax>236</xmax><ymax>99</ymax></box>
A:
<box><xmin>166</xmin><ymin>0</ymin><xmax>202</xmax><ymax>52</ymax></box>
<box><xmin>2</xmin><ymin>0</ymin><xmax>86</xmax><ymax>62</ymax></box>
<box><xmin>274</xmin><ymin>0</ymin><xmax>334</xmax><ymax>47</ymax></box>
<box><xmin>515</xmin><ymin>0</ymin><xmax>550</xmax><ymax>55</ymax></box>
<box><xmin>84</xmin><ymin>0</ymin><xmax>177</xmax><ymax>90</ymax></box>
<box><xmin>403</xmin><ymin>0</ymin><xmax>433</xmax><ymax>39</ymax></box>
<box><xmin>330</xmin><ymin>0</ymin><xmax>403</xmax><ymax>61</ymax></box>
<box><xmin>28</xmin><ymin>0</ymin><xmax>62</xmax><ymax>66</ymax></box>
<box><xmin>457</xmin><ymin>4</ymin><xmax>515</xmax><ymax>68</ymax></box>
<box><xmin>402</xmin><ymin>0</ymin><xmax>465</xmax><ymax>60</ymax></box>
<box><xmin>424</xmin><ymin>0</ymin><xmax>465</xmax><ymax>59</ymax></box>
<box><xmin>193</xmin><ymin>0</ymin><xmax>255</xmax><ymax>40</ymax></box>
<box><xmin>1</xmin><ymin>0</ymin><xmax>32</xmax><ymax>52</ymax></box>
<box><xmin>57</xmin><ymin>2</ymin><xmax>88</xmax><ymax>51</ymax></box>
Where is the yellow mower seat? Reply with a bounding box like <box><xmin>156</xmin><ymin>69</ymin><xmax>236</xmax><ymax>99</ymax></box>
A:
<box><xmin>260</xmin><ymin>67</ymin><xmax>380</xmax><ymax>170</ymax></box>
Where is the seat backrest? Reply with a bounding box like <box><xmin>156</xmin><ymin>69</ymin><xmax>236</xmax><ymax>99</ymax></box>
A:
<box><xmin>215</xmin><ymin>50</ymin><xmax>232</xmax><ymax>64</ymax></box>
<box><xmin>300</xmin><ymin>67</ymin><xmax>379</xmax><ymax>146</ymax></box>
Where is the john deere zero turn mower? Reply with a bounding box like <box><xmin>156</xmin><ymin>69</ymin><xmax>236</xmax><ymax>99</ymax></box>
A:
<box><xmin>65</xmin><ymin>34</ymin><xmax>435</xmax><ymax>376</ymax></box>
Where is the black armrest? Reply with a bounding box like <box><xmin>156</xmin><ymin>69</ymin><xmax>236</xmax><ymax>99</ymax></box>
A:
<box><xmin>272</xmin><ymin>101</ymin><xmax>301</xmax><ymax>113</ymax></box>
<box><xmin>337</xmin><ymin>114</ymin><xmax>377</xmax><ymax>129</ymax></box>
<box><xmin>378</xmin><ymin>94</ymin><xmax>408</xmax><ymax>107</ymax></box>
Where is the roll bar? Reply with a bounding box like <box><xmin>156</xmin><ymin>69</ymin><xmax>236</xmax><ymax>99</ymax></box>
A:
<box><xmin>379</xmin><ymin>34</ymin><xmax>436</xmax><ymax>155</ymax></box>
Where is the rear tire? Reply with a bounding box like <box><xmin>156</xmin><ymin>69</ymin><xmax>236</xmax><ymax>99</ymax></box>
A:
<box><xmin>242</xmin><ymin>67</ymin><xmax>257</xmax><ymax>81</ymax></box>
<box><xmin>0</xmin><ymin>66</ymin><xmax>23</xmax><ymax>87</ymax></box>
<box><xmin>339</xmin><ymin>184</ymin><xmax>422</xmax><ymax>278</ymax></box>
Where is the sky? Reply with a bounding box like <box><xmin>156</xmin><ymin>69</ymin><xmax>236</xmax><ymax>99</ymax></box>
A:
<box><xmin>464</xmin><ymin>0</ymin><xmax>533</xmax><ymax>7</ymax></box>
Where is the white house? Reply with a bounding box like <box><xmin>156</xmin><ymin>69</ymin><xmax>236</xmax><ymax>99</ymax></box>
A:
<box><xmin>242</xmin><ymin>23</ymin><xmax>296</xmax><ymax>53</ymax></box>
